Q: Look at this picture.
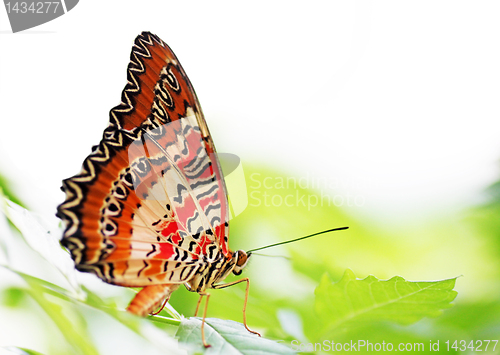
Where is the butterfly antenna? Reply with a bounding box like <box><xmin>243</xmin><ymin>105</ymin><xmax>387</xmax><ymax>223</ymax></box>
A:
<box><xmin>246</xmin><ymin>227</ymin><xmax>349</xmax><ymax>254</ymax></box>
<box><xmin>249</xmin><ymin>253</ymin><xmax>292</xmax><ymax>260</ymax></box>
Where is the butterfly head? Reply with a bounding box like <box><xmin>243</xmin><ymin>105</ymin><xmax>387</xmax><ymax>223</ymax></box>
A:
<box><xmin>232</xmin><ymin>250</ymin><xmax>251</xmax><ymax>276</ymax></box>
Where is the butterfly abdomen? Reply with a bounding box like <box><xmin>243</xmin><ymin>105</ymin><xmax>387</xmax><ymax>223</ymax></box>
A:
<box><xmin>127</xmin><ymin>284</ymin><xmax>180</xmax><ymax>317</ymax></box>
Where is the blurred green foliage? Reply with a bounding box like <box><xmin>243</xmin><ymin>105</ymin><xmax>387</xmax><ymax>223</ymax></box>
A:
<box><xmin>0</xmin><ymin>173</ymin><xmax>25</xmax><ymax>208</ymax></box>
<box><xmin>1</xmin><ymin>163</ymin><xmax>499</xmax><ymax>354</ymax></box>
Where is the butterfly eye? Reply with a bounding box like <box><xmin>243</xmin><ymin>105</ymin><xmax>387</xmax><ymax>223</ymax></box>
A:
<box><xmin>232</xmin><ymin>250</ymin><xmax>249</xmax><ymax>276</ymax></box>
<box><xmin>236</xmin><ymin>250</ymin><xmax>248</xmax><ymax>267</ymax></box>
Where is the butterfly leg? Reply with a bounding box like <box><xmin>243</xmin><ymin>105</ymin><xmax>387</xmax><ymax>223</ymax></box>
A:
<box><xmin>127</xmin><ymin>284</ymin><xmax>179</xmax><ymax>317</ymax></box>
<box><xmin>197</xmin><ymin>292</ymin><xmax>211</xmax><ymax>348</ymax></box>
<box><xmin>150</xmin><ymin>297</ymin><xmax>169</xmax><ymax>316</ymax></box>
<box><xmin>194</xmin><ymin>294</ymin><xmax>204</xmax><ymax>317</ymax></box>
<box><xmin>213</xmin><ymin>278</ymin><xmax>261</xmax><ymax>337</ymax></box>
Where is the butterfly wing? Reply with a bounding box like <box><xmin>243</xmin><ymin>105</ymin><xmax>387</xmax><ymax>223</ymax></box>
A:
<box><xmin>57</xmin><ymin>32</ymin><xmax>231</xmax><ymax>287</ymax></box>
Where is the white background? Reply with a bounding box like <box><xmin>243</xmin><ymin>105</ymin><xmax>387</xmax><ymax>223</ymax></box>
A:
<box><xmin>1</xmin><ymin>1</ymin><xmax>500</xmax><ymax>224</ymax></box>
<box><xmin>1</xmin><ymin>2</ymin><xmax>500</xmax><ymax>354</ymax></box>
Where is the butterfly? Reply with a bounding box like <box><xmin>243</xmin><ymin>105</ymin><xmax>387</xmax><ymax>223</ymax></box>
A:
<box><xmin>57</xmin><ymin>31</ymin><xmax>259</xmax><ymax>347</ymax></box>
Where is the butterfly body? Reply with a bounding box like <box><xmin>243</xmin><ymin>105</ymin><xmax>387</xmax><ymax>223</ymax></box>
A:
<box><xmin>57</xmin><ymin>32</ymin><xmax>348</xmax><ymax>347</ymax></box>
<box><xmin>57</xmin><ymin>32</ymin><xmax>254</xmax><ymax>339</ymax></box>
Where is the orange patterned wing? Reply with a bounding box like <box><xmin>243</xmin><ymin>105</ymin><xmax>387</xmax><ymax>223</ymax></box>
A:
<box><xmin>57</xmin><ymin>32</ymin><xmax>231</xmax><ymax>287</ymax></box>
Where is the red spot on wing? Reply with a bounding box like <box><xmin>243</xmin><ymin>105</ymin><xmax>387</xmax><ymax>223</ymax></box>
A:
<box><xmin>214</xmin><ymin>224</ymin><xmax>228</xmax><ymax>255</ymax></box>
<box><xmin>171</xmin><ymin>232</ymin><xmax>182</xmax><ymax>245</ymax></box>
<box><xmin>161</xmin><ymin>221</ymin><xmax>179</xmax><ymax>237</ymax></box>
<box><xmin>156</xmin><ymin>244</ymin><xmax>175</xmax><ymax>259</ymax></box>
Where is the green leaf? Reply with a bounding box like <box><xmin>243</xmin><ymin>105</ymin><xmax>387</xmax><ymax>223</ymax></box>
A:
<box><xmin>3</xmin><ymin>199</ymin><xmax>82</xmax><ymax>295</ymax></box>
<box><xmin>176</xmin><ymin>318</ymin><xmax>295</xmax><ymax>354</ymax></box>
<box><xmin>315</xmin><ymin>269</ymin><xmax>458</xmax><ymax>335</ymax></box>
<box><xmin>25</xmin><ymin>280</ymin><xmax>100</xmax><ymax>355</ymax></box>
<box><xmin>0</xmin><ymin>173</ymin><xmax>25</xmax><ymax>208</ymax></box>
<box><xmin>1</xmin><ymin>346</ymin><xmax>45</xmax><ymax>355</ymax></box>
